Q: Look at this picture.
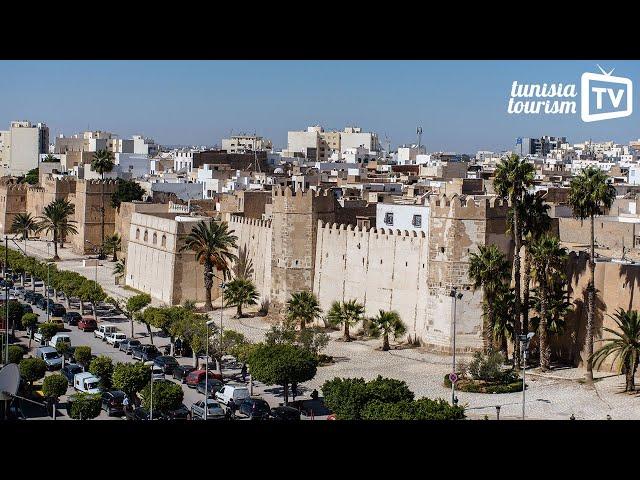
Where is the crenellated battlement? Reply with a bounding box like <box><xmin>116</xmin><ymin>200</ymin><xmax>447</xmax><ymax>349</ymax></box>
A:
<box><xmin>76</xmin><ymin>178</ymin><xmax>119</xmax><ymax>193</ymax></box>
<box><xmin>318</xmin><ymin>219</ymin><xmax>427</xmax><ymax>239</ymax></box>
<box><xmin>272</xmin><ymin>186</ymin><xmax>332</xmax><ymax>198</ymax></box>
<box><xmin>229</xmin><ymin>214</ymin><xmax>272</xmax><ymax>229</ymax></box>
<box><xmin>429</xmin><ymin>193</ymin><xmax>509</xmax><ymax>219</ymax></box>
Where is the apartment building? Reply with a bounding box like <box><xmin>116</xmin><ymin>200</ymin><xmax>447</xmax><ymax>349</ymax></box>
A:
<box><xmin>0</xmin><ymin>121</ymin><xmax>50</xmax><ymax>176</ymax></box>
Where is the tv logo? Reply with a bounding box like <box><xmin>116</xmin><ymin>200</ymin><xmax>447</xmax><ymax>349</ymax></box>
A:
<box><xmin>581</xmin><ymin>65</ymin><xmax>633</xmax><ymax>122</ymax></box>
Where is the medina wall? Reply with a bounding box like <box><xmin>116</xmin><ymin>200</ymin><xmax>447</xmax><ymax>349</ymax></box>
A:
<box><xmin>228</xmin><ymin>215</ymin><xmax>273</xmax><ymax>303</ymax></box>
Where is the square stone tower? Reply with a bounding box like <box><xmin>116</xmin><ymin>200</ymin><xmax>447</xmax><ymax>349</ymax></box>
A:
<box><xmin>270</xmin><ymin>186</ymin><xmax>336</xmax><ymax>309</ymax></box>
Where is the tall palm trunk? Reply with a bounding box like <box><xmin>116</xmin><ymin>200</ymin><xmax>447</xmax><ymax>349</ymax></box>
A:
<box><xmin>512</xmin><ymin>199</ymin><xmax>522</xmax><ymax>368</ymax></box>
<box><xmin>522</xmin><ymin>248</ymin><xmax>531</xmax><ymax>334</ymax></box>
<box><xmin>100</xmin><ymin>174</ymin><xmax>106</xmax><ymax>260</ymax></box>
<box><xmin>382</xmin><ymin>331</ymin><xmax>390</xmax><ymax>351</ymax></box>
<box><xmin>539</xmin><ymin>280</ymin><xmax>550</xmax><ymax>371</ymax></box>
<box><xmin>52</xmin><ymin>230</ymin><xmax>60</xmax><ymax>260</ymax></box>
<box><xmin>625</xmin><ymin>358</ymin><xmax>638</xmax><ymax>392</ymax></box>
<box><xmin>585</xmin><ymin>213</ymin><xmax>596</xmax><ymax>382</ymax></box>
<box><xmin>343</xmin><ymin>321</ymin><xmax>351</xmax><ymax>342</ymax></box>
<box><xmin>236</xmin><ymin>304</ymin><xmax>243</xmax><ymax>318</ymax></box>
<box><xmin>203</xmin><ymin>263</ymin><xmax>213</xmax><ymax>311</ymax></box>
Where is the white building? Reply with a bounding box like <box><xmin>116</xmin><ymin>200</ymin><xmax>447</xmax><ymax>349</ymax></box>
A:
<box><xmin>0</xmin><ymin>121</ymin><xmax>49</xmax><ymax>176</ymax></box>
<box><xmin>396</xmin><ymin>145</ymin><xmax>426</xmax><ymax>165</ymax></box>
<box><xmin>221</xmin><ymin>134</ymin><xmax>271</xmax><ymax>153</ymax></box>
<box><xmin>132</xmin><ymin>135</ymin><xmax>158</xmax><ymax>156</ymax></box>
<box><xmin>375</xmin><ymin>201</ymin><xmax>430</xmax><ymax>233</ymax></box>
<box><xmin>174</xmin><ymin>149</ymin><xmax>196</xmax><ymax>172</ymax></box>
<box><xmin>115</xmin><ymin>153</ymin><xmax>151</xmax><ymax>178</ymax></box>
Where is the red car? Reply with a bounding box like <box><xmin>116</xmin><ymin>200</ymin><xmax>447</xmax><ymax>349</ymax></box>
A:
<box><xmin>185</xmin><ymin>370</ymin><xmax>223</xmax><ymax>388</ymax></box>
<box><xmin>78</xmin><ymin>317</ymin><xmax>97</xmax><ymax>332</ymax></box>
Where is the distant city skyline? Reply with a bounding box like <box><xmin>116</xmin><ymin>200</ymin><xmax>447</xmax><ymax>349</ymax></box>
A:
<box><xmin>1</xmin><ymin>60</ymin><xmax>639</xmax><ymax>153</ymax></box>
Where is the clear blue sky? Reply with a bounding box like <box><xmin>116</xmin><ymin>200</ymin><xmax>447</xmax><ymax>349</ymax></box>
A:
<box><xmin>0</xmin><ymin>60</ymin><xmax>638</xmax><ymax>153</ymax></box>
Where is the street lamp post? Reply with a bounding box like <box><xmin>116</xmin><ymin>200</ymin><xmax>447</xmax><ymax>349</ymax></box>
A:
<box><xmin>204</xmin><ymin>319</ymin><xmax>216</xmax><ymax>421</ymax></box>
<box><xmin>149</xmin><ymin>366</ymin><xmax>154</xmax><ymax>421</ymax></box>
<box><xmin>206</xmin><ymin>272</ymin><xmax>226</xmax><ymax>371</ymax></box>
<box><xmin>518</xmin><ymin>332</ymin><xmax>535</xmax><ymax>420</ymax></box>
<box><xmin>449</xmin><ymin>287</ymin><xmax>463</xmax><ymax>406</ymax></box>
<box><xmin>4</xmin><ymin>235</ymin><xmax>8</xmax><ymax>365</ymax></box>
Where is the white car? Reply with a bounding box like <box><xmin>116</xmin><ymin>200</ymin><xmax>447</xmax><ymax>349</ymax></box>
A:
<box><xmin>106</xmin><ymin>332</ymin><xmax>127</xmax><ymax>347</ymax></box>
<box><xmin>191</xmin><ymin>399</ymin><xmax>225</xmax><ymax>420</ymax></box>
<box><xmin>215</xmin><ymin>385</ymin><xmax>250</xmax><ymax>406</ymax></box>
<box><xmin>73</xmin><ymin>372</ymin><xmax>101</xmax><ymax>394</ymax></box>
<box><xmin>94</xmin><ymin>325</ymin><xmax>118</xmax><ymax>341</ymax></box>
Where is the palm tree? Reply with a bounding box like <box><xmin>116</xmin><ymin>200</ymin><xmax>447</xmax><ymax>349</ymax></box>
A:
<box><xmin>514</xmin><ymin>192</ymin><xmax>551</xmax><ymax>335</ymax></box>
<box><xmin>591</xmin><ymin>308</ymin><xmax>640</xmax><ymax>392</ymax></box>
<box><xmin>104</xmin><ymin>233</ymin><xmax>122</xmax><ymax>262</ymax></box>
<box><xmin>327</xmin><ymin>299</ymin><xmax>365</xmax><ymax>342</ymax></box>
<box><xmin>54</xmin><ymin>199</ymin><xmax>76</xmax><ymax>249</ymax></box>
<box><xmin>568</xmin><ymin>166</ymin><xmax>616</xmax><ymax>381</ymax></box>
<box><xmin>179</xmin><ymin>220</ymin><xmax>238</xmax><ymax>311</ymax></box>
<box><xmin>90</xmin><ymin>149</ymin><xmax>115</xmax><ymax>260</ymax></box>
<box><xmin>224</xmin><ymin>278</ymin><xmax>259</xmax><ymax>318</ymax></box>
<box><xmin>11</xmin><ymin>212</ymin><xmax>38</xmax><ymax>240</ymax></box>
<box><xmin>36</xmin><ymin>199</ymin><xmax>77</xmax><ymax>260</ymax></box>
<box><xmin>494</xmin><ymin>153</ymin><xmax>535</xmax><ymax>366</ymax></box>
<box><xmin>286</xmin><ymin>290</ymin><xmax>322</xmax><ymax>330</ymax></box>
<box><xmin>113</xmin><ymin>259</ymin><xmax>125</xmax><ymax>284</ymax></box>
<box><xmin>530</xmin><ymin>282</ymin><xmax>572</xmax><ymax>338</ymax></box>
<box><xmin>233</xmin><ymin>244</ymin><xmax>254</xmax><ymax>281</ymax></box>
<box><xmin>468</xmin><ymin>244</ymin><xmax>511</xmax><ymax>354</ymax></box>
<box><xmin>42</xmin><ymin>154</ymin><xmax>58</xmax><ymax>163</ymax></box>
<box><xmin>369</xmin><ymin>310</ymin><xmax>406</xmax><ymax>351</ymax></box>
<box><xmin>493</xmin><ymin>286</ymin><xmax>516</xmax><ymax>361</ymax></box>
<box><xmin>529</xmin><ymin>234</ymin><xmax>567</xmax><ymax>371</ymax></box>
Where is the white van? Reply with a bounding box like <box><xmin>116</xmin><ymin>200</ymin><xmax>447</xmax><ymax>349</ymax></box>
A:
<box><xmin>49</xmin><ymin>333</ymin><xmax>72</xmax><ymax>349</ymax></box>
<box><xmin>215</xmin><ymin>385</ymin><xmax>250</xmax><ymax>406</ymax></box>
<box><xmin>144</xmin><ymin>361</ymin><xmax>164</xmax><ymax>380</ymax></box>
<box><xmin>94</xmin><ymin>325</ymin><xmax>118</xmax><ymax>341</ymax></box>
<box><xmin>73</xmin><ymin>372</ymin><xmax>101</xmax><ymax>394</ymax></box>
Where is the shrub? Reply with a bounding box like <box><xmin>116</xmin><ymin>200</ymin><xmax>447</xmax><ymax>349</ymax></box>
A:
<box><xmin>38</xmin><ymin>322</ymin><xmax>60</xmax><ymax>342</ymax></box>
<box><xmin>42</xmin><ymin>374</ymin><xmax>68</xmax><ymax>399</ymax></box>
<box><xmin>361</xmin><ymin>398</ymin><xmax>465</xmax><ymax>420</ymax></box>
<box><xmin>141</xmin><ymin>380</ymin><xmax>183</xmax><ymax>413</ymax></box>
<box><xmin>19</xmin><ymin>357</ymin><xmax>47</xmax><ymax>386</ymax></box>
<box><xmin>74</xmin><ymin>346</ymin><xmax>92</xmax><ymax>369</ymax></box>
<box><xmin>7</xmin><ymin>345</ymin><xmax>24</xmax><ymax>364</ymax></box>
<box><xmin>68</xmin><ymin>393</ymin><xmax>102</xmax><ymax>420</ymax></box>
<box><xmin>297</xmin><ymin>327</ymin><xmax>329</xmax><ymax>356</ymax></box>
<box><xmin>89</xmin><ymin>355</ymin><xmax>114</xmax><ymax>390</ymax></box>
<box><xmin>468</xmin><ymin>351</ymin><xmax>508</xmax><ymax>382</ymax></box>
<box><xmin>112</xmin><ymin>362</ymin><xmax>150</xmax><ymax>398</ymax></box>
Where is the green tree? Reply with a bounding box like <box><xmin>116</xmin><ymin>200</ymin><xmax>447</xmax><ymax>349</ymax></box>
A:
<box><xmin>125</xmin><ymin>292</ymin><xmax>151</xmax><ymax>338</ymax></box>
<box><xmin>224</xmin><ymin>278</ymin><xmax>259</xmax><ymax>318</ymax></box>
<box><xmin>513</xmin><ymin>192</ymin><xmax>551</xmax><ymax>334</ymax></box>
<box><xmin>327</xmin><ymin>299</ymin><xmax>365</xmax><ymax>342</ymax></box>
<box><xmin>591</xmin><ymin>308</ymin><xmax>640</xmax><ymax>392</ymax></box>
<box><xmin>19</xmin><ymin>357</ymin><xmax>47</xmax><ymax>387</ymax></box>
<box><xmin>141</xmin><ymin>380</ymin><xmax>184</xmax><ymax>414</ymax></box>
<box><xmin>89</xmin><ymin>355</ymin><xmax>114</xmax><ymax>390</ymax></box>
<box><xmin>43</xmin><ymin>374</ymin><xmax>68</xmax><ymax>418</ymax></box>
<box><xmin>493</xmin><ymin>286</ymin><xmax>516</xmax><ymax>360</ymax></box>
<box><xmin>361</xmin><ymin>398</ymin><xmax>465</xmax><ymax>420</ymax></box>
<box><xmin>529</xmin><ymin>235</ymin><xmax>567</xmax><ymax>371</ymax></box>
<box><xmin>493</xmin><ymin>153</ymin><xmax>535</xmax><ymax>367</ymax></box>
<box><xmin>530</xmin><ymin>282</ymin><xmax>572</xmax><ymax>338</ymax></box>
<box><xmin>11</xmin><ymin>212</ymin><xmax>38</xmax><ymax>240</ymax></box>
<box><xmin>111</xmin><ymin>178</ymin><xmax>145</xmax><ymax>209</ymax></box>
<box><xmin>469</xmin><ymin>244</ymin><xmax>511</xmax><ymax>354</ymax></box>
<box><xmin>7</xmin><ymin>345</ymin><xmax>24</xmax><ymax>364</ymax></box>
<box><xmin>2</xmin><ymin>300</ymin><xmax>27</xmax><ymax>337</ymax></box>
<box><xmin>568</xmin><ymin>166</ymin><xmax>617</xmax><ymax>382</ymax></box>
<box><xmin>112</xmin><ymin>362</ymin><xmax>151</xmax><ymax>403</ymax></box>
<box><xmin>286</xmin><ymin>290</ymin><xmax>322</xmax><ymax>330</ymax></box>
<box><xmin>90</xmin><ymin>149</ymin><xmax>115</xmax><ymax>259</ymax></box>
<box><xmin>369</xmin><ymin>310</ymin><xmax>406</xmax><ymax>351</ymax></box>
<box><xmin>42</xmin><ymin>154</ymin><xmax>59</xmax><ymax>163</ymax></box>
<box><xmin>25</xmin><ymin>168</ymin><xmax>39</xmax><ymax>185</ymax></box>
<box><xmin>232</xmin><ymin>244</ymin><xmax>254</xmax><ymax>281</ymax></box>
<box><xmin>36</xmin><ymin>199</ymin><xmax>78</xmax><ymax>260</ymax></box>
<box><xmin>247</xmin><ymin>343</ymin><xmax>317</xmax><ymax>404</ymax></box>
<box><xmin>74</xmin><ymin>346</ymin><xmax>92</xmax><ymax>370</ymax></box>
<box><xmin>179</xmin><ymin>220</ymin><xmax>238</xmax><ymax>311</ymax></box>
<box><xmin>38</xmin><ymin>322</ymin><xmax>61</xmax><ymax>343</ymax></box>
<box><xmin>104</xmin><ymin>233</ymin><xmax>121</xmax><ymax>262</ymax></box>
<box><xmin>112</xmin><ymin>259</ymin><xmax>126</xmax><ymax>285</ymax></box>
<box><xmin>53</xmin><ymin>199</ymin><xmax>76</xmax><ymax>249</ymax></box>
<box><xmin>68</xmin><ymin>393</ymin><xmax>101</xmax><ymax>420</ymax></box>
<box><xmin>77</xmin><ymin>280</ymin><xmax>106</xmax><ymax>320</ymax></box>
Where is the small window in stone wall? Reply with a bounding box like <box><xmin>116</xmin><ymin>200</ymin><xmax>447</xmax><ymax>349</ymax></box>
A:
<box><xmin>144</xmin><ymin>230</ymin><xmax>148</xmax><ymax>242</ymax></box>
<box><xmin>152</xmin><ymin>233</ymin><xmax>157</xmax><ymax>244</ymax></box>
<box><xmin>161</xmin><ymin>235</ymin><xmax>166</xmax><ymax>247</ymax></box>
<box><xmin>440</xmin><ymin>247</ymin><xmax>445</xmax><ymax>253</ymax></box>
<box><xmin>136</xmin><ymin>229</ymin><xmax>140</xmax><ymax>240</ymax></box>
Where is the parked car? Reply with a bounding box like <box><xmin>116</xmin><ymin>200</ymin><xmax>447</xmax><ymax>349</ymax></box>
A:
<box><xmin>125</xmin><ymin>406</ymin><xmax>151</xmax><ymax>421</ymax></box>
<box><xmin>196</xmin><ymin>379</ymin><xmax>224</xmax><ymax>397</ymax></box>
<box><xmin>20</xmin><ymin>303</ymin><xmax>33</xmax><ymax>315</ymax></box>
<box><xmin>34</xmin><ymin>346</ymin><xmax>63</xmax><ymax>370</ymax></box>
<box><xmin>61</xmin><ymin>364</ymin><xmax>83</xmax><ymax>385</ymax></box>
<box><xmin>49</xmin><ymin>303</ymin><xmax>66</xmax><ymax>317</ymax></box>
<box><xmin>237</xmin><ymin>397</ymin><xmax>271</xmax><ymax>420</ymax></box>
<box><xmin>63</xmin><ymin>312</ymin><xmax>82</xmax><ymax>326</ymax></box>
<box><xmin>101</xmin><ymin>390</ymin><xmax>126</xmax><ymax>416</ymax></box>
<box><xmin>48</xmin><ymin>333</ymin><xmax>71</xmax><ymax>349</ymax></box>
<box><xmin>78</xmin><ymin>317</ymin><xmax>97</xmax><ymax>332</ymax></box>
<box><xmin>270</xmin><ymin>406</ymin><xmax>301</xmax><ymax>421</ymax></box>
<box><xmin>106</xmin><ymin>332</ymin><xmax>127</xmax><ymax>347</ymax></box>
<box><xmin>37</xmin><ymin>297</ymin><xmax>54</xmax><ymax>310</ymax></box>
<box><xmin>29</xmin><ymin>292</ymin><xmax>43</xmax><ymax>305</ymax></box>
<box><xmin>23</xmin><ymin>291</ymin><xmax>35</xmax><ymax>303</ymax></box>
<box><xmin>73</xmin><ymin>372</ymin><xmax>100</xmax><ymax>394</ymax></box>
<box><xmin>153</xmin><ymin>355</ymin><xmax>179</xmax><ymax>374</ymax></box>
<box><xmin>9</xmin><ymin>286</ymin><xmax>24</xmax><ymax>297</ymax></box>
<box><xmin>215</xmin><ymin>385</ymin><xmax>250</xmax><ymax>406</ymax></box>
<box><xmin>131</xmin><ymin>344</ymin><xmax>160</xmax><ymax>362</ymax></box>
<box><xmin>161</xmin><ymin>404</ymin><xmax>191</xmax><ymax>421</ymax></box>
<box><xmin>48</xmin><ymin>317</ymin><xmax>65</xmax><ymax>331</ymax></box>
<box><xmin>94</xmin><ymin>324</ymin><xmax>118</xmax><ymax>341</ymax></box>
<box><xmin>119</xmin><ymin>338</ymin><xmax>141</xmax><ymax>354</ymax></box>
<box><xmin>145</xmin><ymin>362</ymin><xmax>165</xmax><ymax>380</ymax></box>
<box><xmin>185</xmin><ymin>370</ymin><xmax>223</xmax><ymax>388</ymax></box>
<box><xmin>172</xmin><ymin>365</ymin><xmax>196</xmax><ymax>383</ymax></box>
<box><xmin>191</xmin><ymin>399</ymin><xmax>226</xmax><ymax>420</ymax></box>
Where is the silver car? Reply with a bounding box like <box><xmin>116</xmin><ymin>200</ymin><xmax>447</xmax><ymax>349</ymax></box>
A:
<box><xmin>191</xmin><ymin>399</ymin><xmax>225</xmax><ymax>420</ymax></box>
<box><xmin>35</xmin><ymin>346</ymin><xmax>63</xmax><ymax>370</ymax></box>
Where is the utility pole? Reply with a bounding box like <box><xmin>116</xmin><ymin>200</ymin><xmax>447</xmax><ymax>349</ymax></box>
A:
<box><xmin>449</xmin><ymin>287</ymin><xmax>463</xmax><ymax>406</ymax></box>
<box><xmin>4</xmin><ymin>236</ymin><xmax>8</xmax><ymax>365</ymax></box>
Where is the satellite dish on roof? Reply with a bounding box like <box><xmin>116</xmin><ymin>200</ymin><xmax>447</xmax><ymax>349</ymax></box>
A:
<box><xmin>0</xmin><ymin>363</ymin><xmax>20</xmax><ymax>401</ymax></box>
